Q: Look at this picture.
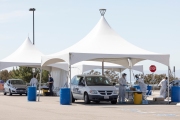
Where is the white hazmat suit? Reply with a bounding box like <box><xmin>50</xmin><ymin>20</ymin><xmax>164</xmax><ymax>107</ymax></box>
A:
<box><xmin>158</xmin><ymin>79</ymin><xmax>167</xmax><ymax>98</ymax></box>
<box><xmin>137</xmin><ymin>78</ymin><xmax>147</xmax><ymax>99</ymax></box>
<box><xmin>119</xmin><ymin>77</ymin><xmax>127</xmax><ymax>103</ymax></box>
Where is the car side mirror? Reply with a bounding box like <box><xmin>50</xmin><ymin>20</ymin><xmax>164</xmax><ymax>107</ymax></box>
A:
<box><xmin>113</xmin><ymin>83</ymin><xmax>116</xmax><ymax>86</ymax></box>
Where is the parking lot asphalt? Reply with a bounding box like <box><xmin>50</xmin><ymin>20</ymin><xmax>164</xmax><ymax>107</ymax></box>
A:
<box><xmin>0</xmin><ymin>92</ymin><xmax>180</xmax><ymax>120</ymax></box>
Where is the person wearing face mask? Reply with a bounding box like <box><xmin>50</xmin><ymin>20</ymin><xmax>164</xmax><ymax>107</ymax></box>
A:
<box><xmin>119</xmin><ymin>73</ymin><xmax>127</xmax><ymax>103</ymax></box>
<box><xmin>135</xmin><ymin>74</ymin><xmax>147</xmax><ymax>99</ymax></box>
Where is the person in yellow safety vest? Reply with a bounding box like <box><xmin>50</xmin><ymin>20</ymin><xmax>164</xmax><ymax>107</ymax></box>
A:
<box><xmin>119</xmin><ymin>73</ymin><xmax>127</xmax><ymax>103</ymax></box>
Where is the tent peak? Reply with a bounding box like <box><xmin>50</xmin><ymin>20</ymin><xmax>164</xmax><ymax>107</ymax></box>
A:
<box><xmin>99</xmin><ymin>9</ymin><xmax>106</xmax><ymax>16</ymax></box>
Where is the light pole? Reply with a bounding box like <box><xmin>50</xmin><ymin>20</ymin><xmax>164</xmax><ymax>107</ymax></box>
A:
<box><xmin>32</xmin><ymin>68</ymin><xmax>35</xmax><ymax>77</ymax></box>
<box><xmin>29</xmin><ymin>8</ymin><xmax>36</xmax><ymax>45</ymax></box>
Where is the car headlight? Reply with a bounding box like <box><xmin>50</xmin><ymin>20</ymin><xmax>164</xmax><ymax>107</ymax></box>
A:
<box><xmin>12</xmin><ymin>86</ymin><xmax>16</xmax><ymax>89</ymax></box>
<box><xmin>113</xmin><ymin>90</ymin><xmax>118</xmax><ymax>94</ymax></box>
<box><xmin>89</xmin><ymin>90</ymin><xmax>98</xmax><ymax>94</ymax></box>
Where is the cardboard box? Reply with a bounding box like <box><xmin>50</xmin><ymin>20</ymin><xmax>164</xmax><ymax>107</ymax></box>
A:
<box><xmin>153</xmin><ymin>97</ymin><xmax>164</xmax><ymax>101</ymax></box>
<box><xmin>130</xmin><ymin>87</ymin><xmax>136</xmax><ymax>91</ymax></box>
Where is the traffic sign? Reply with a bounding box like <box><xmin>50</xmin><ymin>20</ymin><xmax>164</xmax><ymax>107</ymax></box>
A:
<box><xmin>149</xmin><ymin>65</ymin><xmax>156</xmax><ymax>72</ymax></box>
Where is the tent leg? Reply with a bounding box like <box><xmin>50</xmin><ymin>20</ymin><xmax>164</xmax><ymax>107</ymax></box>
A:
<box><xmin>69</xmin><ymin>54</ymin><xmax>72</xmax><ymax>104</ymax></box>
<box><xmin>129</xmin><ymin>68</ymin><xmax>132</xmax><ymax>86</ymax></box>
<box><xmin>128</xmin><ymin>58</ymin><xmax>132</xmax><ymax>86</ymax></box>
<box><xmin>38</xmin><ymin>67</ymin><xmax>42</xmax><ymax>102</ymax></box>
<box><xmin>168</xmin><ymin>66</ymin><xmax>170</xmax><ymax>104</ymax></box>
<box><xmin>119</xmin><ymin>68</ymin><xmax>122</xmax><ymax>77</ymax></box>
<box><xmin>118</xmin><ymin>68</ymin><xmax>122</xmax><ymax>103</ymax></box>
<box><xmin>102</xmin><ymin>60</ymin><xmax>104</xmax><ymax>76</ymax></box>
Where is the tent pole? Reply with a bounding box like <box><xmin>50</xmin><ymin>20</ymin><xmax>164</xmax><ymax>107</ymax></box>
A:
<box><xmin>102</xmin><ymin>60</ymin><xmax>104</xmax><ymax>76</ymax></box>
<box><xmin>38</xmin><ymin>67</ymin><xmax>42</xmax><ymax>102</ymax></box>
<box><xmin>119</xmin><ymin>68</ymin><xmax>122</xmax><ymax>77</ymax></box>
<box><xmin>130</xmin><ymin>68</ymin><xmax>132</xmax><ymax>86</ymax></box>
<box><xmin>69</xmin><ymin>54</ymin><xmax>72</xmax><ymax>104</ymax></box>
<box><xmin>168</xmin><ymin>66</ymin><xmax>170</xmax><ymax>104</ymax></box>
<box><xmin>118</xmin><ymin>68</ymin><xmax>122</xmax><ymax>103</ymax></box>
<box><xmin>128</xmin><ymin>58</ymin><xmax>132</xmax><ymax>86</ymax></box>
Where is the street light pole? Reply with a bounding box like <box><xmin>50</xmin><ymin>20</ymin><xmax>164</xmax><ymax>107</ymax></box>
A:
<box><xmin>29</xmin><ymin>8</ymin><xmax>36</xmax><ymax>45</ymax></box>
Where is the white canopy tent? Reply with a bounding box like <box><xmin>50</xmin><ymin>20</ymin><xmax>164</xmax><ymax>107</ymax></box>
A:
<box><xmin>0</xmin><ymin>37</ymin><xmax>68</xmax><ymax>95</ymax></box>
<box><xmin>71</xmin><ymin>61</ymin><xmax>143</xmax><ymax>79</ymax></box>
<box><xmin>41</xmin><ymin>14</ymin><xmax>169</xmax><ymax>68</ymax></box>
<box><xmin>40</xmin><ymin>9</ymin><xmax>170</xmax><ymax>102</ymax></box>
<box><xmin>0</xmin><ymin>37</ymin><xmax>44</xmax><ymax>70</ymax></box>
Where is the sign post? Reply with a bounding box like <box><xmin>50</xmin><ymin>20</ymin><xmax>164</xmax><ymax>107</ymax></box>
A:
<box><xmin>149</xmin><ymin>65</ymin><xmax>156</xmax><ymax>93</ymax></box>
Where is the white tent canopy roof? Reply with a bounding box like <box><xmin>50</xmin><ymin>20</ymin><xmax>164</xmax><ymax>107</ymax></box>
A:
<box><xmin>42</xmin><ymin>13</ymin><xmax>169</xmax><ymax>67</ymax></box>
<box><xmin>0</xmin><ymin>37</ymin><xmax>43</xmax><ymax>70</ymax></box>
<box><xmin>72</xmin><ymin>61</ymin><xmax>143</xmax><ymax>73</ymax></box>
<box><xmin>0</xmin><ymin>37</ymin><xmax>68</xmax><ymax>71</ymax></box>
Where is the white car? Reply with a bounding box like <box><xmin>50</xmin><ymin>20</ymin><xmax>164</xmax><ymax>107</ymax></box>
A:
<box><xmin>71</xmin><ymin>75</ymin><xmax>118</xmax><ymax>104</ymax></box>
<box><xmin>4</xmin><ymin>79</ymin><xmax>27</xmax><ymax>96</ymax></box>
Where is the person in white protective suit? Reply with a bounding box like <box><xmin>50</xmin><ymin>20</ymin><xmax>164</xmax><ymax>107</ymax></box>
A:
<box><xmin>158</xmin><ymin>77</ymin><xmax>168</xmax><ymax>98</ymax></box>
<box><xmin>119</xmin><ymin>73</ymin><xmax>127</xmax><ymax>103</ymax></box>
<box><xmin>135</xmin><ymin>75</ymin><xmax>147</xmax><ymax>99</ymax></box>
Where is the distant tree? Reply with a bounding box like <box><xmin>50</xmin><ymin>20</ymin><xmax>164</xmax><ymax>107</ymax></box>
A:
<box><xmin>86</xmin><ymin>70</ymin><xmax>101</xmax><ymax>75</ymax></box>
<box><xmin>143</xmin><ymin>74</ymin><xmax>178</xmax><ymax>85</ymax></box>
<box><xmin>86</xmin><ymin>69</ymin><xmax>119</xmax><ymax>83</ymax></box>
<box><xmin>9</xmin><ymin>67</ymin><xmax>49</xmax><ymax>83</ymax></box>
<box><xmin>0</xmin><ymin>70</ymin><xmax>9</xmax><ymax>81</ymax></box>
<box><xmin>41</xmin><ymin>70</ymin><xmax>49</xmax><ymax>83</ymax></box>
<box><xmin>104</xmin><ymin>70</ymin><xmax>119</xmax><ymax>83</ymax></box>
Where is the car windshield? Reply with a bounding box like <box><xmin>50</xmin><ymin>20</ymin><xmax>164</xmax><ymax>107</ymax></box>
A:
<box><xmin>10</xmin><ymin>80</ymin><xmax>26</xmax><ymax>85</ymax></box>
<box><xmin>85</xmin><ymin>76</ymin><xmax>113</xmax><ymax>86</ymax></box>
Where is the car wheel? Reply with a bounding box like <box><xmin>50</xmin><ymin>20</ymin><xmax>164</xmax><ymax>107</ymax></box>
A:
<box><xmin>84</xmin><ymin>93</ymin><xmax>90</xmax><ymax>104</ymax></box>
<box><xmin>9</xmin><ymin>89</ymin><xmax>12</xmax><ymax>96</ymax></box>
<box><xmin>4</xmin><ymin>91</ymin><xmax>6</xmax><ymax>95</ymax></box>
<box><xmin>72</xmin><ymin>94</ymin><xmax>75</xmax><ymax>103</ymax></box>
<box><xmin>111</xmin><ymin>100</ymin><xmax>117</xmax><ymax>104</ymax></box>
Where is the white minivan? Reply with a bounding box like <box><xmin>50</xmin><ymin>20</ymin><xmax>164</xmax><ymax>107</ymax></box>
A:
<box><xmin>71</xmin><ymin>75</ymin><xmax>118</xmax><ymax>104</ymax></box>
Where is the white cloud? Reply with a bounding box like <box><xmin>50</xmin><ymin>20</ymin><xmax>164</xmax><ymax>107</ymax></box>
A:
<box><xmin>0</xmin><ymin>11</ymin><xmax>30</xmax><ymax>22</ymax></box>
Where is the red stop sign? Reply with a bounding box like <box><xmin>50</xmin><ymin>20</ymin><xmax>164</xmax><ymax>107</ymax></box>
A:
<box><xmin>149</xmin><ymin>65</ymin><xmax>156</xmax><ymax>72</ymax></box>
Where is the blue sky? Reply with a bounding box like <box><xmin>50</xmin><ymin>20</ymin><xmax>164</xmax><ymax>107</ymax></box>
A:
<box><xmin>0</xmin><ymin>0</ymin><xmax>180</xmax><ymax>72</ymax></box>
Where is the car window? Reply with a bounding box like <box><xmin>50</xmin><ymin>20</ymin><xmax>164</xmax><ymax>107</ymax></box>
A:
<box><xmin>79</xmin><ymin>77</ymin><xmax>85</xmax><ymax>86</ymax></box>
<box><xmin>85</xmin><ymin>76</ymin><xmax>112</xmax><ymax>86</ymax></box>
<box><xmin>10</xmin><ymin>80</ymin><xmax>26</xmax><ymax>85</ymax></box>
<box><xmin>71</xmin><ymin>76</ymin><xmax>76</xmax><ymax>85</ymax></box>
<box><xmin>74</xmin><ymin>76</ymin><xmax>82</xmax><ymax>85</ymax></box>
<box><xmin>5</xmin><ymin>80</ymin><xmax>9</xmax><ymax>84</ymax></box>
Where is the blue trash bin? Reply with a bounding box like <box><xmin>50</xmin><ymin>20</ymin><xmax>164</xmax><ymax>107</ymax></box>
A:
<box><xmin>134</xmin><ymin>85</ymin><xmax>140</xmax><ymax>90</ymax></box>
<box><xmin>171</xmin><ymin>86</ymin><xmax>180</xmax><ymax>102</ymax></box>
<box><xmin>60</xmin><ymin>88</ymin><xmax>71</xmax><ymax>105</ymax></box>
<box><xmin>27</xmin><ymin>86</ymin><xmax>37</xmax><ymax>101</ymax></box>
<box><xmin>146</xmin><ymin>85</ymin><xmax>152</xmax><ymax>95</ymax></box>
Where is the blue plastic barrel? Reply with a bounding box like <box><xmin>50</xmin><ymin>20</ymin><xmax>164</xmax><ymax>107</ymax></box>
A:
<box><xmin>60</xmin><ymin>88</ymin><xmax>71</xmax><ymax>105</ymax></box>
<box><xmin>171</xmin><ymin>86</ymin><xmax>180</xmax><ymax>102</ymax></box>
<box><xmin>134</xmin><ymin>85</ymin><xmax>140</xmax><ymax>90</ymax></box>
<box><xmin>146</xmin><ymin>85</ymin><xmax>152</xmax><ymax>95</ymax></box>
<box><xmin>27</xmin><ymin>87</ymin><xmax>36</xmax><ymax>101</ymax></box>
